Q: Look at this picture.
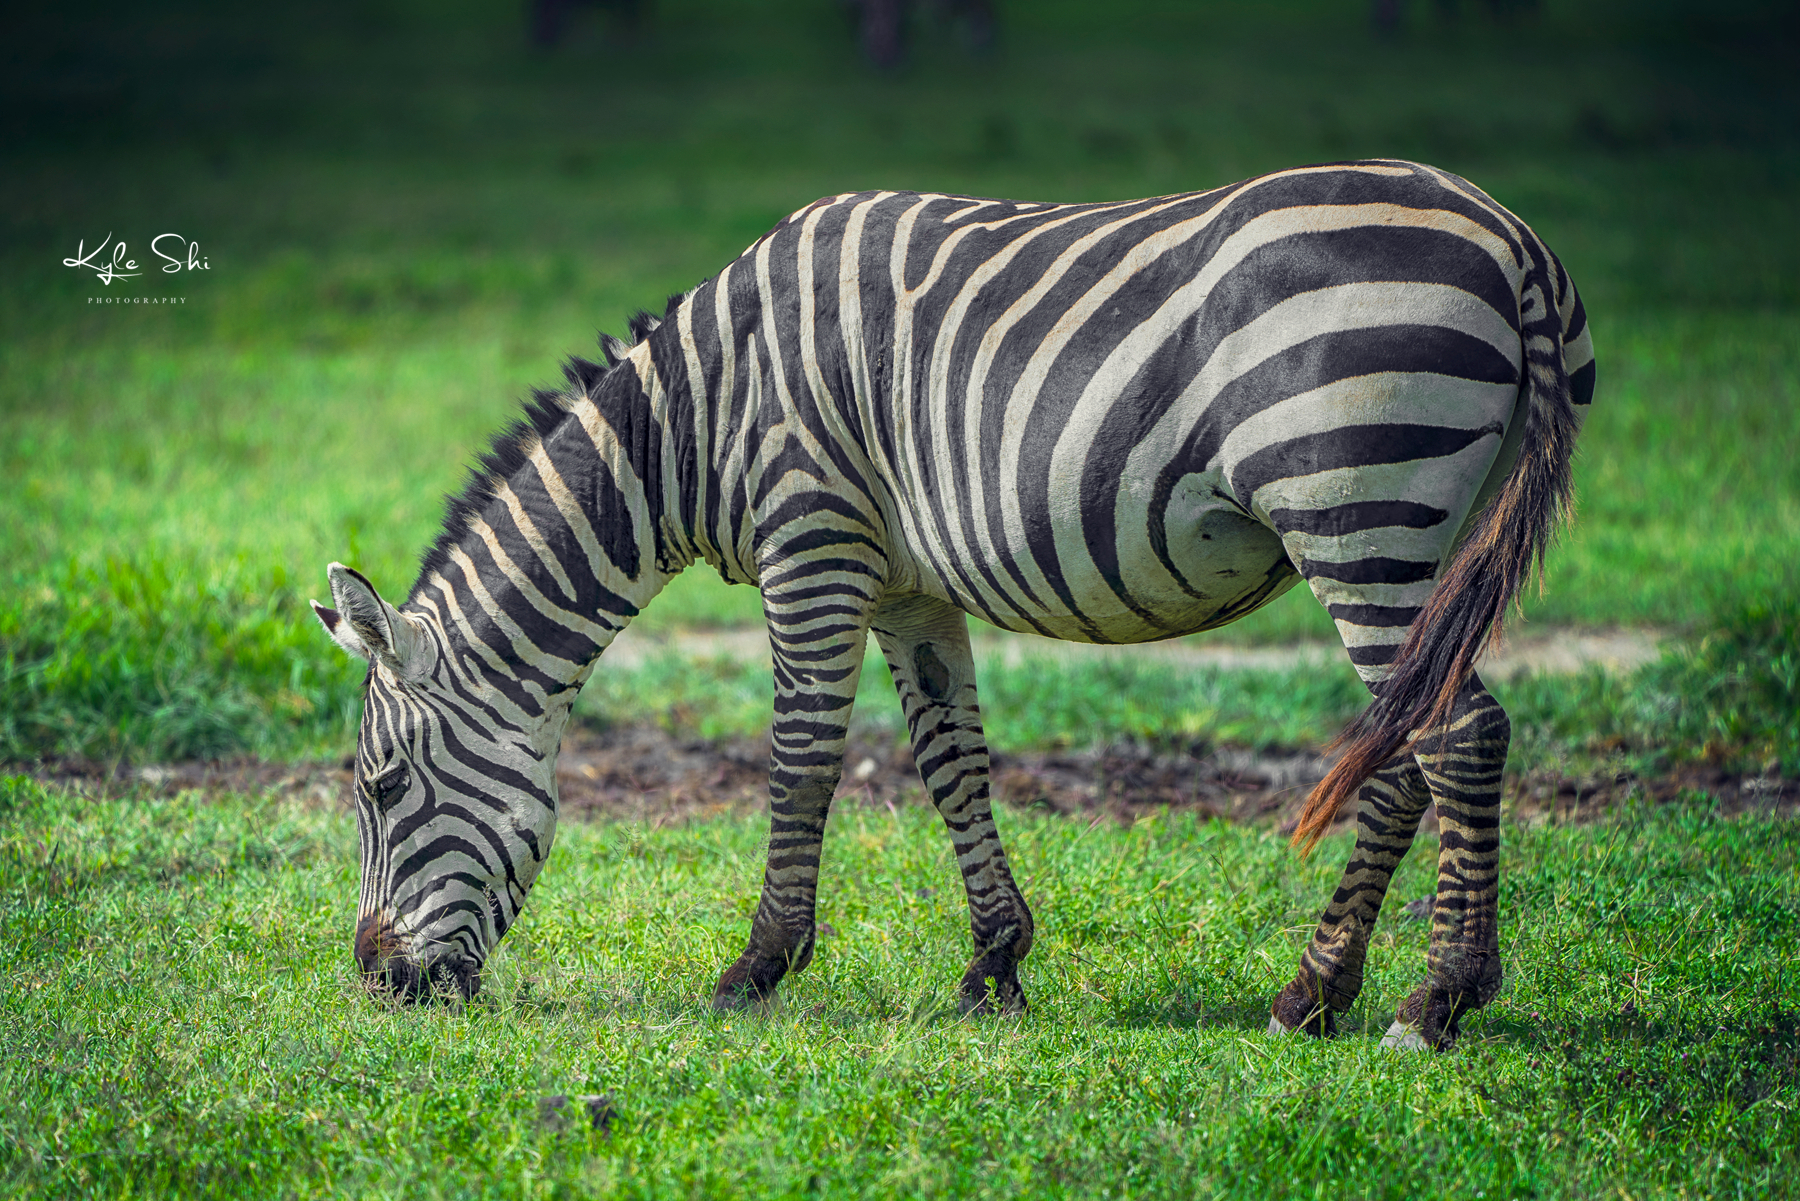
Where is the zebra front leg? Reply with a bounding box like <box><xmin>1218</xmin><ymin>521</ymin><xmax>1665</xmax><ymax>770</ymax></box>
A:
<box><xmin>1382</xmin><ymin>677</ymin><xmax>1510</xmax><ymax>1051</ymax></box>
<box><xmin>1271</xmin><ymin>756</ymin><xmax>1434</xmax><ymax>1037</ymax></box>
<box><xmin>872</xmin><ymin>596</ymin><xmax>1034</xmax><ymax>1015</ymax></box>
<box><xmin>711</xmin><ymin>593</ymin><xmax>872</xmax><ymax>1011</ymax></box>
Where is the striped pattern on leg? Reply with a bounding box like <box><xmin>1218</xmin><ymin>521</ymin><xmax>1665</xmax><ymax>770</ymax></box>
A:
<box><xmin>1270</xmin><ymin>756</ymin><xmax>1433</xmax><ymax>1036</ymax></box>
<box><xmin>711</xmin><ymin>581</ymin><xmax>874</xmax><ymax>1009</ymax></box>
<box><xmin>872</xmin><ymin>595</ymin><xmax>1034</xmax><ymax>1014</ymax></box>
<box><xmin>1383</xmin><ymin>676</ymin><xmax>1509</xmax><ymax>1050</ymax></box>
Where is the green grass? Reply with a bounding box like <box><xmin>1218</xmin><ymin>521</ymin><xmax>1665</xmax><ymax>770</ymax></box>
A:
<box><xmin>1502</xmin><ymin>597</ymin><xmax>1800</xmax><ymax>777</ymax></box>
<box><xmin>0</xmin><ymin>557</ymin><xmax>363</xmax><ymax>762</ymax></box>
<box><xmin>3</xmin><ymin>305</ymin><xmax>1795</xmax><ymax>652</ymax></box>
<box><xmin>575</xmin><ymin>647</ymin><xmax>1372</xmax><ymax>755</ymax></box>
<box><xmin>580</xmin><ymin>597</ymin><xmax>1799</xmax><ymax>776</ymax></box>
<box><xmin>3</xmin><ymin>774</ymin><xmax>1796</xmax><ymax>1197</ymax></box>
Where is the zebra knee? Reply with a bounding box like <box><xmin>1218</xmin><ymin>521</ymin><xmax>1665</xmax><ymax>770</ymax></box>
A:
<box><xmin>1427</xmin><ymin>682</ymin><xmax>1510</xmax><ymax>755</ymax></box>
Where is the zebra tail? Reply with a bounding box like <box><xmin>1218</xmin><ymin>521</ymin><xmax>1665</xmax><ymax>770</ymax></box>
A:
<box><xmin>1290</xmin><ymin>246</ymin><xmax>1582</xmax><ymax>853</ymax></box>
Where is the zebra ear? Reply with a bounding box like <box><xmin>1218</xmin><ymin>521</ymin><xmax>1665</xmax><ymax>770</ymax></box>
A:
<box><xmin>318</xmin><ymin>562</ymin><xmax>425</xmax><ymax>676</ymax></box>
<box><xmin>311</xmin><ymin>599</ymin><xmax>370</xmax><ymax>661</ymax></box>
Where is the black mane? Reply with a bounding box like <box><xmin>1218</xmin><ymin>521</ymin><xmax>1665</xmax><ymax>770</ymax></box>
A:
<box><xmin>409</xmin><ymin>293</ymin><xmax>686</xmax><ymax>599</ymax></box>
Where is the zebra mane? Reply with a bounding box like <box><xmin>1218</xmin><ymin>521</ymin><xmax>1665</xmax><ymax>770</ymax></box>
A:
<box><xmin>410</xmin><ymin>292</ymin><xmax>686</xmax><ymax>599</ymax></box>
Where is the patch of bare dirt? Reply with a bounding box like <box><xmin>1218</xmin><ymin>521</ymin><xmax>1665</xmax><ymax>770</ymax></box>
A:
<box><xmin>549</xmin><ymin>726</ymin><xmax>1331</xmax><ymax>824</ymax></box>
<box><xmin>31</xmin><ymin>756</ymin><xmax>356</xmax><ymax>807</ymax></box>
<box><xmin>554</xmin><ymin>724</ymin><xmax>771</xmax><ymax>823</ymax></box>
<box><xmin>26</xmin><ymin>722</ymin><xmax>1794</xmax><ymax>831</ymax></box>
<box><xmin>551</xmin><ymin>725</ymin><xmax>1338</xmax><ymax>824</ymax></box>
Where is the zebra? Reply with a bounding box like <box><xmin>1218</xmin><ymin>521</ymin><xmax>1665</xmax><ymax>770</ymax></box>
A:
<box><xmin>312</xmin><ymin>159</ymin><xmax>1593</xmax><ymax>1050</ymax></box>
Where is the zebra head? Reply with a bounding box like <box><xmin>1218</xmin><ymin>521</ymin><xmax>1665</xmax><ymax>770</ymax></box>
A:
<box><xmin>311</xmin><ymin>562</ymin><xmax>558</xmax><ymax>1002</ymax></box>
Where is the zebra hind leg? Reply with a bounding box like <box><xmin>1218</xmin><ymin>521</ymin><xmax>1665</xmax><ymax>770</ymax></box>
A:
<box><xmin>711</xmin><ymin>594</ymin><xmax>872</xmax><ymax>1012</ymax></box>
<box><xmin>1381</xmin><ymin>675</ymin><xmax>1509</xmax><ymax>1051</ymax></box>
<box><xmin>872</xmin><ymin>596</ymin><xmax>1034</xmax><ymax>1015</ymax></box>
<box><xmin>1270</xmin><ymin>755</ymin><xmax>1434</xmax><ymax>1037</ymax></box>
<box><xmin>1252</xmin><ymin>375</ymin><xmax>1521</xmax><ymax>1043</ymax></box>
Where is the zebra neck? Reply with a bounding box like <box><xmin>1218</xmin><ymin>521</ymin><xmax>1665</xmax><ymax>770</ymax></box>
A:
<box><xmin>408</xmin><ymin>369</ymin><xmax>698</xmax><ymax>743</ymax></box>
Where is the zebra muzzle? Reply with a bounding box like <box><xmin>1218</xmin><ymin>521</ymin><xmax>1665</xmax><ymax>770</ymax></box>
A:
<box><xmin>354</xmin><ymin>912</ymin><xmax>481</xmax><ymax>1002</ymax></box>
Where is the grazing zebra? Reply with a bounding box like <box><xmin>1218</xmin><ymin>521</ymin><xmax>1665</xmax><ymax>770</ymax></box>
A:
<box><xmin>313</xmin><ymin>159</ymin><xmax>1593</xmax><ymax>1050</ymax></box>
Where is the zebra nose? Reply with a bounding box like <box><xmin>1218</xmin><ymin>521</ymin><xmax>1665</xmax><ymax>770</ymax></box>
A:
<box><xmin>354</xmin><ymin>912</ymin><xmax>480</xmax><ymax>1002</ymax></box>
<box><xmin>354</xmin><ymin>911</ymin><xmax>428</xmax><ymax>999</ymax></box>
<box><xmin>354</xmin><ymin>911</ymin><xmax>400</xmax><ymax>975</ymax></box>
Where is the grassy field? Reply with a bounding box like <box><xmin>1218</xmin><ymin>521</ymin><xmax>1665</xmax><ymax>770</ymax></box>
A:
<box><xmin>3</xmin><ymin>774</ymin><xmax>1796</xmax><ymax>1197</ymax></box>
<box><xmin>4</xmin><ymin>545</ymin><xmax>1793</xmax><ymax>774</ymax></box>
<box><xmin>3</xmin><ymin>5</ymin><xmax>1798</xmax><ymax>1194</ymax></box>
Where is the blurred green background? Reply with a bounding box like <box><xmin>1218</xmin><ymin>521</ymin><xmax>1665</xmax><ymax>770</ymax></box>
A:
<box><xmin>2</xmin><ymin>0</ymin><xmax>1797</xmax><ymax>760</ymax></box>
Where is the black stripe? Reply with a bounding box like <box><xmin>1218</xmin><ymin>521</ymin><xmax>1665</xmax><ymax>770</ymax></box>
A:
<box><xmin>1301</xmin><ymin>556</ymin><xmax>1437</xmax><ymax>585</ymax></box>
<box><xmin>1569</xmin><ymin>359</ymin><xmax>1595</xmax><ymax>406</ymax></box>
<box><xmin>1269</xmin><ymin>501</ymin><xmax>1449</xmax><ymax>536</ymax></box>
<box><xmin>1564</xmin><ymin>292</ymin><xmax>1588</xmax><ymax>345</ymax></box>
<box><xmin>390</xmin><ymin>833</ymin><xmax>499</xmax><ymax>888</ymax></box>
<box><xmin>539</xmin><ymin>406</ymin><xmax>641</xmax><ymax>578</ymax></box>
<box><xmin>394</xmin><ymin>870</ymin><xmax>491</xmax><ymax>918</ymax></box>
<box><xmin>1327</xmin><ymin>603</ymin><xmax>1422</xmax><ymax>628</ymax></box>
<box><xmin>1233</xmin><ymin>420</ymin><xmax>1504</xmax><ymax>503</ymax></box>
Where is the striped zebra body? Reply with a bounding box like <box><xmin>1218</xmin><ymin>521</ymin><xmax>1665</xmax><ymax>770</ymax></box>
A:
<box><xmin>313</xmin><ymin>159</ymin><xmax>1593</xmax><ymax>1046</ymax></box>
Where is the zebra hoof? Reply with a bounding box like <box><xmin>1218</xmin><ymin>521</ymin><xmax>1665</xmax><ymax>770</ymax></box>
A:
<box><xmin>1267</xmin><ymin>1015</ymin><xmax>1293</xmax><ymax>1037</ymax></box>
<box><xmin>1379</xmin><ymin>1020</ymin><xmax>1431</xmax><ymax>1051</ymax></box>
<box><xmin>710</xmin><ymin>986</ymin><xmax>758</xmax><ymax>1013</ymax></box>
<box><xmin>958</xmin><ymin>993</ymin><xmax>1026</xmax><ymax>1018</ymax></box>
<box><xmin>710</xmin><ymin>951</ymin><xmax>787</xmax><ymax>1011</ymax></box>
<box><xmin>958</xmin><ymin>967</ymin><xmax>1027</xmax><ymax>1017</ymax></box>
<box><xmin>1385</xmin><ymin>982</ymin><xmax>1466</xmax><ymax>1051</ymax></box>
<box><xmin>1269</xmin><ymin>977</ymin><xmax>1339</xmax><ymax>1038</ymax></box>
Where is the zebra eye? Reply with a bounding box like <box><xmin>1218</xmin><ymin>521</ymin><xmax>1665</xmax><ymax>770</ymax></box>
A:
<box><xmin>367</xmin><ymin>763</ymin><xmax>410</xmax><ymax>808</ymax></box>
